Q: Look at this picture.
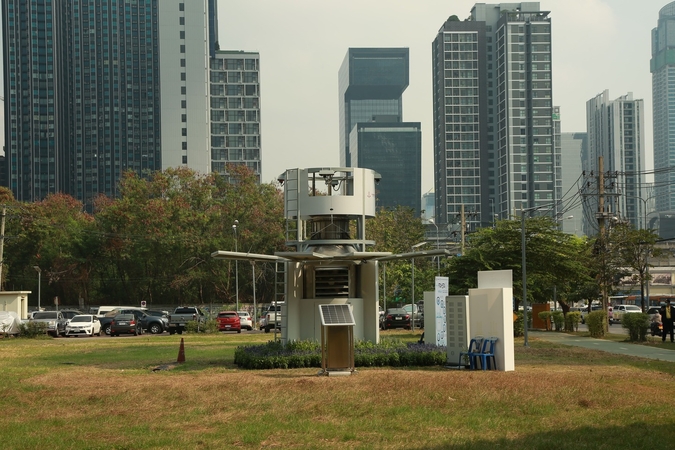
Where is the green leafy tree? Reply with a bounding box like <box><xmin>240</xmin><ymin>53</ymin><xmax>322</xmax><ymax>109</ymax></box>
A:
<box><xmin>446</xmin><ymin>217</ymin><xmax>591</xmax><ymax>309</ymax></box>
<box><xmin>365</xmin><ymin>206</ymin><xmax>433</xmax><ymax>306</ymax></box>
<box><xmin>610</xmin><ymin>223</ymin><xmax>662</xmax><ymax>311</ymax></box>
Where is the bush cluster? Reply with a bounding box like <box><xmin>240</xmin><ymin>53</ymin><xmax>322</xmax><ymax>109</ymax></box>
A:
<box><xmin>587</xmin><ymin>310</ymin><xmax>607</xmax><ymax>337</ymax></box>
<box><xmin>17</xmin><ymin>321</ymin><xmax>48</xmax><ymax>338</ymax></box>
<box><xmin>185</xmin><ymin>319</ymin><xmax>219</xmax><ymax>334</ymax></box>
<box><xmin>621</xmin><ymin>312</ymin><xmax>649</xmax><ymax>342</ymax></box>
<box><xmin>233</xmin><ymin>338</ymin><xmax>447</xmax><ymax>370</ymax></box>
<box><xmin>564</xmin><ymin>311</ymin><xmax>581</xmax><ymax>332</ymax></box>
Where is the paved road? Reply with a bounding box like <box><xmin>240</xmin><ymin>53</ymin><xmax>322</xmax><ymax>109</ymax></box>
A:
<box><xmin>530</xmin><ymin>330</ymin><xmax>675</xmax><ymax>362</ymax></box>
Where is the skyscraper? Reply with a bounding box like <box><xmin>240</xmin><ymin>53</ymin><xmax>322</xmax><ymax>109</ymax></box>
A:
<box><xmin>560</xmin><ymin>131</ymin><xmax>586</xmax><ymax>236</ymax></box>
<box><xmin>432</xmin><ymin>3</ymin><xmax>557</xmax><ymax>230</ymax></box>
<box><xmin>586</xmin><ymin>90</ymin><xmax>646</xmax><ymax>229</ymax></box>
<box><xmin>652</xmin><ymin>2</ymin><xmax>675</xmax><ymax>213</ymax></box>
<box><xmin>338</xmin><ymin>48</ymin><xmax>409</xmax><ymax>168</ymax></box>
<box><xmin>339</xmin><ymin>48</ymin><xmax>420</xmax><ymax>214</ymax></box>
<box><xmin>349</xmin><ymin>121</ymin><xmax>421</xmax><ymax>214</ymax></box>
<box><xmin>209</xmin><ymin>51</ymin><xmax>262</xmax><ymax>182</ymax></box>
<box><xmin>2</xmin><ymin>0</ymin><xmax>214</xmax><ymax>207</ymax></box>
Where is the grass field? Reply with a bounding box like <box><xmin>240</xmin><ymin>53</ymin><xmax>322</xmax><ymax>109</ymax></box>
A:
<box><xmin>1</xmin><ymin>330</ymin><xmax>675</xmax><ymax>449</ymax></box>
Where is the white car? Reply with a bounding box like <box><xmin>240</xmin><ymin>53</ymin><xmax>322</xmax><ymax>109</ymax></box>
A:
<box><xmin>237</xmin><ymin>311</ymin><xmax>253</xmax><ymax>331</ymax></box>
<box><xmin>65</xmin><ymin>314</ymin><xmax>101</xmax><ymax>337</ymax></box>
<box><xmin>612</xmin><ymin>304</ymin><xmax>643</xmax><ymax>323</ymax></box>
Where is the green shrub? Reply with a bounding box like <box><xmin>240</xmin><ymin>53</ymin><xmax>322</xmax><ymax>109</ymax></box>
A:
<box><xmin>564</xmin><ymin>311</ymin><xmax>581</xmax><ymax>332</ymax></box>
<box><xmin>18</xmin><ymin>321</ymin><xmax>48</xmax><ymax>338</ymax></box>
<box><xmin>185</xmin><ymin>319</ymin><xmax>219</xmax><ymax>334</ymax></box>
<box><xmin>587</xmin><ymin>310</ymin><xmax>606</xmax><ymax>337</ymax></box>
<box><xmin>234</xmin><ymin>338</ymin><xmax>445</xmax><ymax>370</ymax></box>
<box><xmin>621</xmin><ymin>313</ymin><xmax>649</xmax><ymax>342</ymax></box>
<box><xmin>538</xmin><ymin>311</ymin><xmax>553</xmax><ymax>330</ymax></box>
<box><xmin>551</xmin><ymin>311</ymin><xmax>565</xmax><ymax>331</ymax></box>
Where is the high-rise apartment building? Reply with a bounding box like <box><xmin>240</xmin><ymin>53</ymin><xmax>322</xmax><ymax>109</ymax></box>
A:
<box><xmin>339</xmin><ymin>48</ymin><xmax>420</xmax><ymax>214</ymax></box>
<box><xmin>432</xmin><ymin>3</ymin><xmax>557</xmax><ymax>230</ymax></box>
<box><xmin>585</xmin><ymin>90</ymin><xmax>646</xmax><ymax>229</ymax></box>
<box><xmin>2</xmin><ymin>0</ymin><xmax>214</xmax><ymax>207</ymax></box>
<box><xmin>652</xmin><ymin>2</ymin><xmax>675</xmax><ymax>214</ymax></box>
<box><xmin>209</xmin><ymin>51</ymin><xmax>262</xmax><ymax>182</ymax></box>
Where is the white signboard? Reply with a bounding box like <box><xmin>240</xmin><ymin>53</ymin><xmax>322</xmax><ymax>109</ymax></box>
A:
<box><xmin>435</xmin><ymin>276</ymin><xmax>449</xmax><ymax>346</ymax></box>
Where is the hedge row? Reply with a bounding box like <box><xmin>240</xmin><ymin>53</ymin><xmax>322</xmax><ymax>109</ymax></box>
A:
<box><xmin>234</xmin><ymin>338</ymin><xmax>447</xmax><ymax>370</ymax></box>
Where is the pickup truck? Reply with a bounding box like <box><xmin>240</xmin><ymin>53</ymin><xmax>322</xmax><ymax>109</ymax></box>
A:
<box><xmin>168</xmin><ymin>307</ymin><xmax>206</xmax><ymax>334</ymax></box>
<box><xmin>262</xmin><ymin>303</ymin><xmax>284</xmax><ymax>333</ymax></box>
<box><xmin>30</xmin><ymin>311</ymin><xmax>67</xmax><ymax>337</ymax></box>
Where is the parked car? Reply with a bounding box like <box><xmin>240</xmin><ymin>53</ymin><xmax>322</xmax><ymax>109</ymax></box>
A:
<box><xmin>60</xmin><ymin>309</ymin><xmax>84</xmax><ymax>323</ymax></box>
<box><xmin>580</xmin><ymin>305</ymin><xmax>614</xmax><ymax>324</ymax></box>
<box><xmin>381</xmin><ymin>308</ymin><xmax>411</xmax><ymax>330</ymax></box>
<box><xmin>65</xmin><ymin>314</ymin><xmax>101</xmax><ymax>337</ymax></box>
<box><xmin>216</xmin><ymin>311</ymin><xmax>241</xmax><ymax>333</ymax></box>
<box><xmin>30</xmin><ymin>311</ymin><xmax>67</xmax><ymax>337</ymax></box>
<box><xmin>613</xmin><ymin>304</ymin><xmax>643</xmax><ymax>323</ymax></box>
<box><xmin>144</xmin><ymin>309</ymin><xmax>170</xmax><ymax>332</ymax></box>
<box><xmin>110</xmin><ymin>314</ymin><xmax>143</xmax><ymax>336</ymax></box>
<box><xmin>403</xmin><ymin>303</ymin><xmax>423</xmax><ymax>328</ymax></box>
<box><xmin>237</xmin><ymin>311</ymin><xmax>253</xmax><ymax>331</ymax></box>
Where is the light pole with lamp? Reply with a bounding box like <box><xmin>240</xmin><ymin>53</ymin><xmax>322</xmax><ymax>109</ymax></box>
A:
<box><xmin>411</xmin><ymin>241</ymin><xmax>427</xmax><ymax>332</ymax></box>
<box><xmin>429</xmin><ymin>218</ymin><xmax>440</xmax><ymax>275</ymax></box>
<box><xmin>233</xmin><ymin>220</ymin><xmax>239</xmax><ymax>312</ymax></box>
<box><xmin>33</xmin><ymin>266</ymin><xmax>41</xmax><ymax>311</ymax></box>
<box><xmin>521</xmin><ymin>203</ymin><xmax>557</xmax><ymax>347</ymax></box>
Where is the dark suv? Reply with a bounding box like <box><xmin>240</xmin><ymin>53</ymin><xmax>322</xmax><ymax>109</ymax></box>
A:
<box><xmin>100</xmin><ymin>308</ymin><xmax>166</xmax><ymax>335</ymax></box>
<box><xmin>110</xmin><ymin>314</ymin><xmax>142</xmax><ymax>336</ymax></box>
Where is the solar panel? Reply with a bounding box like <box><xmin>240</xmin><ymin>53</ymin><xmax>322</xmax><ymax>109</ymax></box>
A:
<box><xmin>319</xmin><ymin>304</ymin><xmax>355</xmax><ymax>326</ymax></box>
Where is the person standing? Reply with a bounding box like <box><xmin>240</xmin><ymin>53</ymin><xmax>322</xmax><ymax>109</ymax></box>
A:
<box><xmin>660</xmin><ymin>299</ymin><xmax>675</xmax><ymax>343</ymax></box>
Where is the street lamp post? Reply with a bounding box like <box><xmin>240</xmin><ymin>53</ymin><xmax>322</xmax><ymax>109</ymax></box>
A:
<box><xmin>251</xmin><ymin>261</ymin><xmax>256</xmax><ymax>329</ymax></box>
<box><xmin>33</xmin><ymin>266</ymin><xmax>41</xmax><ymax>311</ymax></box>
<box><xmin>233</xmin><ymin>220</ymin><xmax>239</xmax><ymax>312</ymax></box>
<box><xmin>411</xmin><ymin>241</ymin><xmax>427</xmax><ymax>332</ymax></box>
<box><xmin>429</xmin><ymin>218</ymin><xmax>440</xmax><ymax>275</ymax></box>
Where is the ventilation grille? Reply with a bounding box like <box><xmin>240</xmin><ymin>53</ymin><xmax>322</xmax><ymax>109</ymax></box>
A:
<box><xmin>319</xmin><ymin>304</ymin><xmax>355</xmax><ymax>326</ymax></box>
<box><xmin>315</xmin><ymin>267</ymin><xmax>349</xmax><ymax>298</ymax></box>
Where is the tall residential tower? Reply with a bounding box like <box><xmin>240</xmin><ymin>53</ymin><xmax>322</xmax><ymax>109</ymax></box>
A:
<box><xmin>2</xmin><ymin>0</ymin><xmax>214</xmax><ymax>207</ymax></box>
<box><xmin>432</xmin><ymin>3</ymin><xmax>558</xmax><ymax>230</ymax></box>
<box><xmin>652</xmin><ymin>2</ymin><xmax>675</xmax><ymax>214</ymax></box>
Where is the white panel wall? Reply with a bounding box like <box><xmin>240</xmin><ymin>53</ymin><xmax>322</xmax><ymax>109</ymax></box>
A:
<box><xmin>158</xmin><ymin>0</ymin><xmax>211</xmax><ymax>174</ymax></box>
<box><xmin>445</xmin><ymin>295</ymin><xmax>470</xmax><ymax>366</ymax></box>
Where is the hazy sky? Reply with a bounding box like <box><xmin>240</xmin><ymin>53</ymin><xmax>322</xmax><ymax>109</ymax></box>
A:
<box><xmin>0</xmin><ymin>1</ymin><xmax>666</xmax><ymax>193</ymax></box>
<box><xmin>218</xmin><ymin>0</ymin><xmax>669</xmax><ymax>191</ymax></box>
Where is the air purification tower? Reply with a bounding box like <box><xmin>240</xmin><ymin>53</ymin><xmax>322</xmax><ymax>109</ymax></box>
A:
<box><xmin>275</xmin><ymin>167</ymin><xmax>390</xmax><ymax>344</ymax></box>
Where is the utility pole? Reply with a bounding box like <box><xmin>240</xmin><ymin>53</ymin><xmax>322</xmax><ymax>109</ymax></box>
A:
<box><xmin>460</xmin><ymin>204</ymin><xmax>466</xmax><ymax>255</ymax></box>
<box><xmin>0</xmin><ymin>206</ymin><xmax>6</xmax><ymax>290</ymax></box>
<box><xmin>597</xmin><ymin>156</ymin><xmax>609</xmax><ymax>329</ymax></box>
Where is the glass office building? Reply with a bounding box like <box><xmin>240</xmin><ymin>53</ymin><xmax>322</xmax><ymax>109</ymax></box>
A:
<box><xmin>338</xmin><ymin>48</ymin><xmax>409</xmax><ymax>168</ymax></box>
<box><xmin>349</xmin><ymin>122</ymin><xmax>421</xmax><ymax>214</ymax></box>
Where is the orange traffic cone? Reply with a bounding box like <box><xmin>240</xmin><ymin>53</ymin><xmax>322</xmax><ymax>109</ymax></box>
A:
<box><xmin>177</xmin><ymin>337</ymin><xmax>186</xmax><ymax>363</ymax></box>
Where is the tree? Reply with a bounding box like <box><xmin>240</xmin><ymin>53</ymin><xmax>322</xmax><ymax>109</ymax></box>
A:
<box><xmin>446</xmin><ymin>217</ymin><xmax>591</xmax><ymax>309</ymax></box>
<box><xmin>611</xmin><ymin>223</ymin><xmax>662</xmax><ymax>311</ymax></box>
<box><xmin>365</xmin><ymin>206</ymin><xmax>432</xmax><ymax>305</ymax></box>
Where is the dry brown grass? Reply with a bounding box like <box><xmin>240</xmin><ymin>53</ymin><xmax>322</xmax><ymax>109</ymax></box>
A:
<box><xmin>2</xmin><ymin>334</ymin><xmax>675</xmax><ymax>449</ymax></box>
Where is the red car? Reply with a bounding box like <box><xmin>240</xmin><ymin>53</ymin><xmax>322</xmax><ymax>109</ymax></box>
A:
<box><xmin>216</xmin><ymin>311</ymin><xmax>241</xmax><ymax>333</ymax></box>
